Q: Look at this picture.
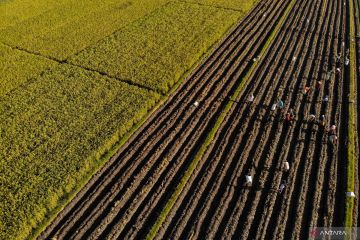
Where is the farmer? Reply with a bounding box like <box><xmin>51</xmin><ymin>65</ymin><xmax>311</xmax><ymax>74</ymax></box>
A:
<box><xmin>285</xmin><ymin>112</ymin><xmax>291</xmax><ymax>122</ymax></box>
<box><xmin>319</xmin><ymin>114</ymin><xmax>326</xmax><ymax>127</ymax></box>
<box><xmin>328</xmin><ymin>135</ymin><xmax>338</xmax><ymax>146</ymax></box>
<box><xmin>323</xmin><ymin>95</ymin><xmax>329</xmax><ymax>102</ymax></box>
<box><xmin>248</xmin><ymin>93</ymin><xmax>255</xmax><ymax>103</ymax></box>
<box><xmin>277</xmin><ymin>99</ymin><xmax>285</xmax><ymax>110</ymax></box>
<box><xmin>279</xmin><ymin>180</ymin><xmax>287</xmax><ymax>193</ymax></box>
<box><xmin>315</xmin><ymin>80</ymin><xmax>322</xmax><ymax>91</ymax></box>
<box><xmin>304</xmin><ymin>86</ymin><xmax>311</xmax><ymax>95</ymax></box>
<box><xmin>271</xmin><ymin>103</ymin><xmax>277</xmax><ymax>111</ymax></box>
<box><xmin>285</xmin><ymin>109</ymin><xmax>295</xmax><ymax>123</ymax></box>
<box><xmin>309</xmin><ymin>113</ymin><xmax>316</xmax><ymax>122</ymax></box>
<box><xmin>329</xmin><ymin>124</ymin><xmax>337</xmax><ymax>135</ymax></box>
<box><xmin>245</xmin><ymin>174</ymin><xmax>253</xmax><ymax>186</ymax></box>
<box><xmin>289</xmin><ymin>108</ymin><xmax>296</xmax><ymax>120</ymax></box>
<box><xmin>284</xmin><ymin>161</ymin><xmax>290</xmax><ymax>171</ymax></box>
<box><xmin>336</xmin><ymin>54</ymin><xmax>341</xmax><ymax>63</ymax></box>
<box><xmin>345</xmin><ymin>57</ymin><xmax>350</xmax><ymax>66</ymax></box>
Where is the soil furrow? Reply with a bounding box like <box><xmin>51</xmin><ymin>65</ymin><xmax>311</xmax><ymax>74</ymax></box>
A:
<box><xmin>265</xmin><ymin>0</ymin><xmax>338</xmax><ymax>238</ymax></box>
<box><xmin>219</xmin><ymin>2</ymin><xmax>322</xmax><ymax>239</ymax></box>
<box><xmin>247</xmin><ymin>1</ymin><xmax>327</xmax><ymax>238</ymax></box>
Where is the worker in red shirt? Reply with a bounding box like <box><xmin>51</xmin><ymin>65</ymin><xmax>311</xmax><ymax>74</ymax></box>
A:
<box><xmin>315</xmin><ymin>80</ymin><xmax>322</xmax><ymax>91</ymax></box>
<box><xmin>304</xmin><ymin>86</ymin><xmax>311</xmax><ymax>95</ymax></box>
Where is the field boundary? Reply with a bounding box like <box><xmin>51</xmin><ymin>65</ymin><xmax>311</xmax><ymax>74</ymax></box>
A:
<box><xmin>345</xmin><ymin>0</ymin><xmax>357</xmax><ymax>230</ymax></box>
<box><xmin>145</xmin><ymin>0</ymin><xmax>297</xmax><ymax>239</ymax></box>
<box><xmin>1</xmin><ymin>0</ymin><xmax>251</xmax><ymax>95</ymax></box>
<box><xmin>0</xmin><ymin>42</ymin><xmax>161</xmax><ymax>93</ymax></box>
<box><xmin>0</xmin><ymin>0</ymin><xmax>173</xmax><ymax>61</ymax></box>
<box><xmin>178</xmin><ymin>0</ymin><xmax>247</xmax><ymax>13</ymax></box>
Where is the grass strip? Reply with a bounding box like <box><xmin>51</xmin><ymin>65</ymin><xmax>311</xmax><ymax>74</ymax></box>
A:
<box><xmin>345</xmin><ymin>0</ymin><xmax>357</xmax><ymax>231</ymax></box>
<box><xmin>145</xmin><ymin>0</ymin><xmax>297</xmax><ymax>239</ymax></box>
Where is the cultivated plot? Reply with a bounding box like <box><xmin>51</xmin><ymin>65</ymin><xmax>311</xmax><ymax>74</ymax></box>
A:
<box><xmin>0</xmin><ymin>0</ymin><xmax>66</xmax><ymax>29</ymax></box>
<box><xmin>0</xmin><ymin>44</ymin><xmax>56</xmax><ymax>96</ymax></box>
<box><xmin>70</xmin><ymin>1</ymin><xmax>244</xmax><ymax>93</ymax></box>
<box><xmin>0</xmin><ymin>0</ymin><xmax>170</xmax><ymax>59</ymax></box>
<box><xmin>0</xmin><ymin>64</ymin><xmax>160</xmax><ymax>240</ymax></box>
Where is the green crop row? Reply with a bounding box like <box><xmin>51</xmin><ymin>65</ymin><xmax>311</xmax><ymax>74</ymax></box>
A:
<box><xmin>69</xmin><ymin>1</ymin><xmax>243</xmax><ymax>94</ymax></box>
<box><xmin>0</xmin><ymin>64</ymin><xmax>160</xmax><ymax>240</ymax></box>
<box><xmin>345</xmin><ymin>0</ymin><xmax>357</xmax><ymax>231</ymax></box>
<box><xmin>0</xmin><ymin>0</ymin><xmax>170</xmax><ymax>60</ymax></box>
<box><xmin>0</xmin><ymin>44</ymin><xmax>56</xmax><ymax>96</ymax></box>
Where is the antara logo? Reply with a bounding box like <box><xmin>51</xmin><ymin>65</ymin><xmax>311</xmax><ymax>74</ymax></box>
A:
<box><xmin>309</xmin><ymin>229</ymin><xmax>319</xmax><ymax>237</ymax></box>
<box><xmin>309</xmin><ymin>227</ymin><xmax>349</xmax><ymax>239</ymax></box>
<box><xmin>320</xmin><ymin>230</ymin><xmax>347</xmax><ymax>236</ymax></box>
